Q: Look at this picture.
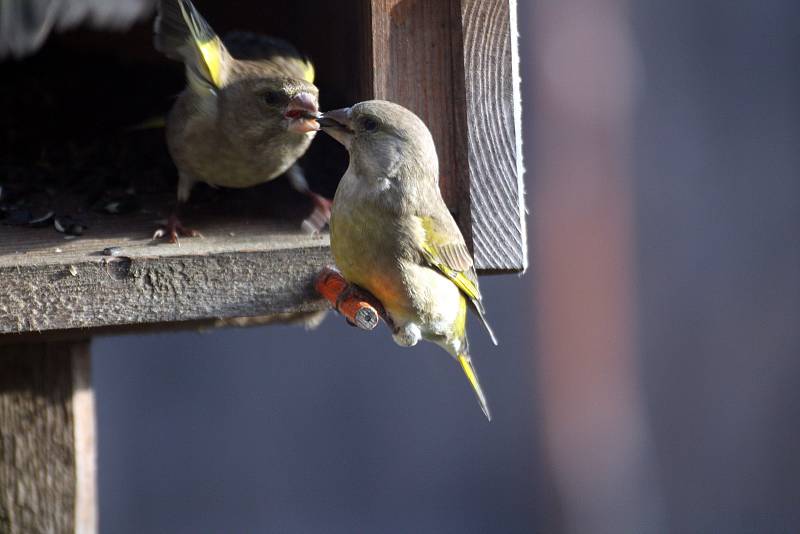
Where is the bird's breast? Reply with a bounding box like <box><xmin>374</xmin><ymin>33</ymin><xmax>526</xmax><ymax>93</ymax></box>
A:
<box><xmin>167</xmin><ymin>94</ymin><xmax>312</xmax><ymax>187</ymax></box>
<box><xmin>330</xmin><ymin>195</ymin><xmax>461</xmax><ymax>334</ymax></box>
<box><xmin>330</xmin><ymin>203</ymin><xmax>406</xmax><ymax>308</ymax></box>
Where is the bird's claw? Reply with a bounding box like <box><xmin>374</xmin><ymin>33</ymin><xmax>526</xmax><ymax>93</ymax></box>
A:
<box><xmin>301</xmin><ymin>193</ymin><xmax>332</xmax><ymax>234</ymax></box>
<box><xmin>152</xmin><ymin>215</ymin><xmax>202</xmax><ymax>245</ymax></box>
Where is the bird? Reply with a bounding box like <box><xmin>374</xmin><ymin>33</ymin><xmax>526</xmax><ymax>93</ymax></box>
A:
<box><xmin>319</xmin><ymin>100</ymin><xmax>498</xmax><ymax>420</ymax></box>
<box><xmin>0</xmin><ymin>0</ymin><xmax>153</xmax><ymax>59</ymax></box>
<box><xmin>152</xmin><ymin>0</ymin><xmax>329</xmax><ymax>242</ymax></box>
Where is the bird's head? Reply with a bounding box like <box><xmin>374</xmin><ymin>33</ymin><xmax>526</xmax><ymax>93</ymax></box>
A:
<box><xmin>219</xmin><ymin>75</ymin><xmax>320</xmax><ymax>142</ymax></box>
<box><xmin>318</xmin><ymin>100</ymin><xmax>439</xmax><ymax>182</ymax></box>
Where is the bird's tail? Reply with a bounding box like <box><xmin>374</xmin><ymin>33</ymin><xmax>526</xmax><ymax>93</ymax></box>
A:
<box><xmin>458</xmin><ymin>353</ymin><xmax>491</xmax><ymax>421</ymax></box>
<box><xmin>154</xmin><ymin>0</ymin><xmax>228</xmax><ymax>93</ymax></box>
<box><xmin>472</xmin><ymin>301</ymin><xmax>499</xmax><ymax>346</ymax></box>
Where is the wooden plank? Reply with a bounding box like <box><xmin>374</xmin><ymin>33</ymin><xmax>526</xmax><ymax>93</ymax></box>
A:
<box><xmin>458</xmin><ymin>0</ymin><xmax>526</xmax><ymax>272</ymax></box>
<box><xmin>365</xmin><ymin>0</ymin><xmax>466</xmax><ymax>214</ymax></box>
<box><xmin>0</xmin><ymin>234</ymin><xmax>330</xmax><ymax>335</ymax></box>
<box><xmin>364</xmin><ymin>0</ymin><xmax>526</xmax><ymax>272</ymax></box>
<box><xmin>0</xmin><ymin>340</ymin><xmax>95</xmax><ymax>533</ymax></box>
<box><xmin>0</xmin><ymin>202</ymin><xmax>331</xmax><ymax>335</ymax></box>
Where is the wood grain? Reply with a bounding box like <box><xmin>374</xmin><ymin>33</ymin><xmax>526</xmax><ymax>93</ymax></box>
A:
<box><xmin>0</xmin><ymin>209</ymin><xmax>332</xmax><ymax>335</ymax></box>
<box><xmin>0</xmin><ymin>340</ymin><xmax>92</xmax><ymax>533</ymax></box>
<box><xmin>459</xmin><ymin>0</ymin><xmax>527</xmax><ymax>272</ymax></box>
<box><xmin>364</xmin><ymin>0</ymin><xmax>526</xmax><ymax>272</ymax></box>
<box><xmin>365</xmin><ymin>0</ymin><xmax>466</xmax><ymax>212</ymax></box>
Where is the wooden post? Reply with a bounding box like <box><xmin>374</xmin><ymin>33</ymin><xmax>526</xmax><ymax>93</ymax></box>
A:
<box><xmin>530</xmin><ymin>0</ymin><xmax>663</xmax><ymax>530</ymax></box>
<box><xmin>0</xmin><ymin>340</ymin><xmax>96</xmax><ymax>534</ymax></box>
<box><xmin>458</xmin><ymin>0</ymin><xmax>526</xmax><ymax>272</ymax></box>
<box><xmin>363</xmin><ymin>0</ymin><xmax>526</xmax><ymax>273</ymax></box>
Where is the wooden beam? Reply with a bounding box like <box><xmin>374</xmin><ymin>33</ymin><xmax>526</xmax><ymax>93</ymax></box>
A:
<box><xmin>0</xmin><ymin>340</ymin><xmax>96</xmax><ymax>534</ymax></box>
<box><xmin>0</xmin><ymin>216</ymin><xmax>331</xmax><ymax>335</ymax></box>
<box><xmin>364</xmin><ymin>0</ymin><xmax>526</xmax><ymax>272</ymax></box>
<box><xmin>364</xmin><ymin>0</ymin><xmax>466</xmax><ymax>212</ymax></box>
<box><xmin>0</xmin><ymin>245</ymin><xmax>329</xmax><ymax>335</ymax></box>
<box><xmin>458</xmin><ymin>0</ymin><xmax>526</xmax><ymax>272</ymax></box>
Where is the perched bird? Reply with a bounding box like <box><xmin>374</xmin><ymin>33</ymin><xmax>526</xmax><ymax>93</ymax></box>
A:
<box><xmin>319</xmin><ymin>101</ymin><xmax>498</xmax><ymax>420</ymax></box>
<box><xmin>0</xmin><ymin>0</ymin><xmax>153</xmax><ymax>59</ymax></box>
<box><xmin>153</xmin><ymin>0</ymin><xmax>328</xmax><ymax>241</ymax></box>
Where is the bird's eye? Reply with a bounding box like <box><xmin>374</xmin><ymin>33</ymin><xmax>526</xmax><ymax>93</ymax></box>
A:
<box><xmin>362</xmin><ymin>117</ymin><xmax>378</xmax><ymax>132</ymax></box>
<box><xmin>263</xmin><ymin>91</ymin><xmax>280</xmax><ymax>104</ymax></box>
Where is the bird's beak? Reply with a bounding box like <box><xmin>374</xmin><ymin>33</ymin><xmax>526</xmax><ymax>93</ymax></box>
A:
<box><xmin>285</xmin><ymin>92</ymin><xmax>320</xmax><ymax>133</ymax></box>
<box><xmin>318</xmin><ymin>107</ymin><xmax>354</xmax><ymax>148</ymax></box>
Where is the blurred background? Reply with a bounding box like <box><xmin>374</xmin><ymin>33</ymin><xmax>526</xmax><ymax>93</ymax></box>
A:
<box><xmin>4</xmin><ymin>0</ymin><xmax>800</xmax><ymax>532</ymax></box>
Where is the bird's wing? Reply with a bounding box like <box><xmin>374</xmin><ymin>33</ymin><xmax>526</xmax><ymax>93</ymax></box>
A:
<box><xmin>223</xmin><ymin>31</ymin><xmax>314</xmax><ymax>83</ymax></box>
<box><xmin>0</xmin><ymin>0</ymin><xmax>152</xmax><ymax>58</ymax></box>
<box><xmin>154</xmin><ymin>0</ymin><xmax>226</xmax><ymax>92</ymax></box>
<box><xmin>418</xmin><ymin>213</ymin><xmax>498</xmax><ymax>345</ymax></box>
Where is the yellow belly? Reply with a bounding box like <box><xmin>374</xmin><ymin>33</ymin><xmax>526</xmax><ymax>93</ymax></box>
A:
<box><xmin>330</xmin><ymin>207</ymin><xmax>409</xmax><ymax>315</ymax></box>
<box><xmin>331</xmin><ymin>205</ymin><xmax>461</xmax><ymax>336</ymax></box>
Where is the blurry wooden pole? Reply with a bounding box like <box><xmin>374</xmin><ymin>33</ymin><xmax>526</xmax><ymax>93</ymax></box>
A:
<box><xmin>530</xmin><ymin>0</ymin><xmax>662</xmax><ymax>532</ymax></box>
<box><xmin>0</xmin><ymin>340</ymin><xmax>97</xmax><ymax>534</ymax></box>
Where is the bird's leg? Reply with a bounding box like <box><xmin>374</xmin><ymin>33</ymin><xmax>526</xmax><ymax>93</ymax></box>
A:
<box><xmin>302</xmin><ymin>191</ymin><xmax>332</xmax><ymax>234</ymax></box>
<box><xmin>152</xmin><ymin>173</ymin><xmax>202</xmax><ymax>244</ymax></box>
<box><xmin>286</xmin><ymin>164</ymin><xmax>331</xmax><ymax>233</ymax></box>
<box><xmin>392</xmin><ymin>323</ymin><xmax>421</xmax><ymax>347</ymax></box>
<box><xmin>152</xmin><ymin>211</ymin><xmax>202</xmax><ymax>245</ymax></box>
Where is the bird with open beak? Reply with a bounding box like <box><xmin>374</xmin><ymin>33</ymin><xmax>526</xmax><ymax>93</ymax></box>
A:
<box><xmin>319</xmin><ymin>101</ymin><xmax>498</xmax><ymax>420</ymax></box>
<box><xmin>153</xmin><ymin>0</ymin><xmax>329</xmax><ymax>242</ymax></box>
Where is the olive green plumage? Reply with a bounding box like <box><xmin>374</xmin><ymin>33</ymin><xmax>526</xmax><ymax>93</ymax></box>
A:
<box><xmin>320</xmin><ymin>101</ymin><xmax>497</xmax><ymax>420</ymax></box>
<box><xmin>154</xmin><ymin>0</ymin><xmax>319</xmax><ymax>204</ymax></box>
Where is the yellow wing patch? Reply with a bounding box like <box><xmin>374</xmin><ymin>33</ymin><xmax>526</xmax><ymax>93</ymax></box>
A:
<box><xmin>419</xmin><ymin>215</ymin><xmax>498</xmax><ymax>345</ymax></box>
<box><xmin>176</xmin><ymin>0</ymin><xmax>224</xmax><ymax>88</ymax></box>
<box><xmin>302</xmin><ymin>59</ymin><xmax>315</xmax><ymax>83</ymax></box>
<box><xmin>197</xmin><ymin>38</ymin><xmax>224</xmax><ymax>87</ymax></box>
<box><xmin>421</xmin><ymin>242</ymin><xmax>480</xmax><ymax>301</ymax></box>
<box><xmin>418</xmin><ymin>216</ymin><xmax>479</xmax><ymax>300</ymax></box>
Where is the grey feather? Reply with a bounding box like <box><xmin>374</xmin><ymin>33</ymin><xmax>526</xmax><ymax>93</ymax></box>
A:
<box><xmin>0</xmin><ymin>0</ymin><xmax>153</xmax><ymax>58</ymax></box>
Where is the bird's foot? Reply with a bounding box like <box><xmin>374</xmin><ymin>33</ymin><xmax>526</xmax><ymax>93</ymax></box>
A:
<box><xmin>300</xmin><ymin>192</ymin><xmax>332</xmax><ymax>234</ymax></box>
<box><xmin>392</xmin><ymin>323</ymin><xmax>421</xmax><ymax>347</ymax></box>
<box><xmin>152</xmin><ymin>214</ymin><xmax>202</xmax><ymax>245</ymax></box>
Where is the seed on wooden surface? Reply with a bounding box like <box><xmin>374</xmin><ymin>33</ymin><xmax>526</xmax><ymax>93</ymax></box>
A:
<box><xmin>102</xmin><ymin>246</ymin><xmax>123</xmax><ymax>257</ymax></box>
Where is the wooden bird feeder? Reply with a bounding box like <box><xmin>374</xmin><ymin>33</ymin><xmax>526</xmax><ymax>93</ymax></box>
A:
<box><xmin>0</xmin><ymin>0</ymin><xmax>525</xmax><ymax>531</ymax></box>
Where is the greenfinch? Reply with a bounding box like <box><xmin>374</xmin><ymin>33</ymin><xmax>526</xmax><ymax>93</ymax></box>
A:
<box><xmin>153</xmin><ymin>0</ymin><xmax>329</xmax><ymax>241</ymax></box>
<box><xmin>319</xmin><ymin>101</ymin><xmax>498</xmax><ymax>420</ymax></box>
